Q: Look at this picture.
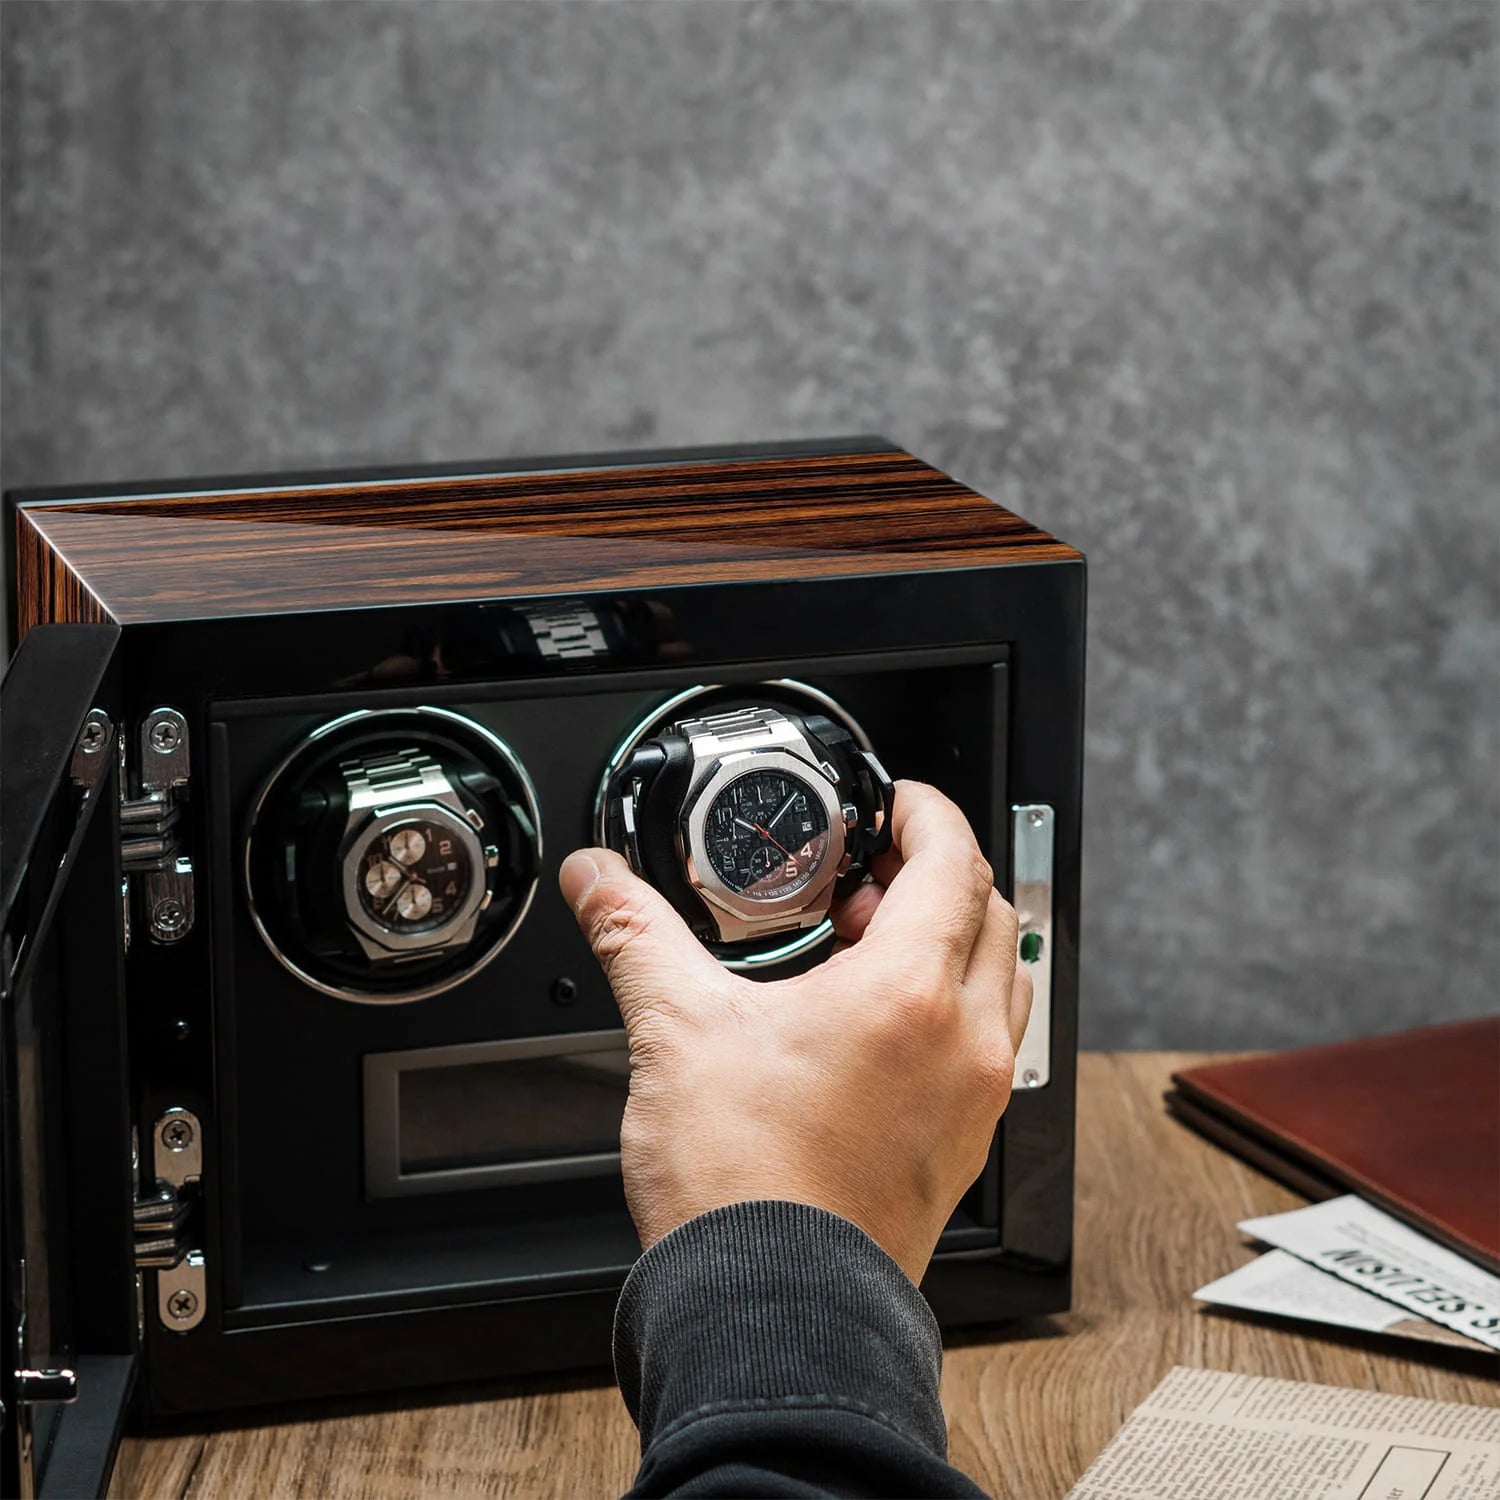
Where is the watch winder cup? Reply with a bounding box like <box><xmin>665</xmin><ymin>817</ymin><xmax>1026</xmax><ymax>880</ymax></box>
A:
<box><xmin>245</xmin><ymin>706</ymin><xmax>542</xmax><ymax>1002</ymax></box>
<box><xmin>3</xmin><ymin>437</ymin><xmax>1082</xmax><ymax>1457</ymax></box>
<box><xmin>596</xmin><ymin>680</ymin><xmax>892</xmax><ymax>965</ymax></box>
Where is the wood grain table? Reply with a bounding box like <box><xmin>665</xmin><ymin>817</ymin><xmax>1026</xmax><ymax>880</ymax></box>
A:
<box><xmin>111</xmin><ymin>1053</ymin><xmax>1498</xmax><ymax>1498</ymax></box>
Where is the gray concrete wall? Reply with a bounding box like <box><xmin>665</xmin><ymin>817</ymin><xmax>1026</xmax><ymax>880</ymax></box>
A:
<box><xmin>3</xmin><ymin>1</ymin><xmax>1494</xmax><ymax>1048</ymax></box>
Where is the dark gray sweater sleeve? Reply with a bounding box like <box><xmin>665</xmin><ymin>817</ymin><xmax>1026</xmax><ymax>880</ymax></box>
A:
<box><xmin>613</xmin><ymin>1200</ymin><xmax>987</xmax><ymax>1497</ymax></box>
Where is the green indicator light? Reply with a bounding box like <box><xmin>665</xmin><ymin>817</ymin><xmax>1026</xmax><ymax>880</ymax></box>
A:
<box><xmin>1019</xmin><ymin>929</ymin><xmax>1044</xmax><ymax>964</ymax></box>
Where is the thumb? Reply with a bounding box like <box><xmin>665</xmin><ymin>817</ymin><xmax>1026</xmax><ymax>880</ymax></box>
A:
<box><xmin>558</xmin><ymin>847</ymin><xmax>723</xmax><ymax>1027</ymax></box>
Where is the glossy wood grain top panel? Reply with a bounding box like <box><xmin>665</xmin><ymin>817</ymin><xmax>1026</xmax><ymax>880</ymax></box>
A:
<box><xmin>13</xmin><ymin>511</ymin><xmax>112</xmax><ymax>637</ymax></box>
<box><xmin>14</xmin><ymin>446</ymin><xmax>1078</xmax><ymax>636</ymax></box>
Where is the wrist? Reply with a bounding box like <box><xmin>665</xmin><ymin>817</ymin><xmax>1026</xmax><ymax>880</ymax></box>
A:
<box><xmin>627</xmin><ymin>1128</ymin><xmax>941</xmax><ymax>1283</ymax></box>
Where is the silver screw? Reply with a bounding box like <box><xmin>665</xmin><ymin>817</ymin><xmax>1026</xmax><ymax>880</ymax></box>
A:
<box><xmin>1022</xmin><ymin>1068</ymin><xmax>1041</xmax><ymax>1088</ymax></box>
<box><xmin>150</xmin><ymin>720</ymin><xmax>182</xmax><ymax>752</ymax></box>
<box><xmin>78</xmin><ymin>719</ymin><xmax>107</xmax><ymax>754</ymax></box>
<box><xmin>152</xmin><ymin>898</ymin><xmax>187</xmax><ymax>936</ymax></box>
<box><xmin>160</xmin><ymin>1118</ymin><xmax>194</xmax><ymax>1152</ymax></box>
<box><xmin>1028</xmin><ymin>809</ymin><xmax>1046</xmax><ymax>828</ymax></box>
<box><xmin>166</xmin><ymin>1289</ymin><xmax>198</xmax><ymax>1320</ymax></box>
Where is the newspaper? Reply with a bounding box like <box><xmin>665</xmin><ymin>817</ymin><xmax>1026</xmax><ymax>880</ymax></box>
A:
<box><xmin>1240</xmin><ymin>1196</ymin><xmax>1500</xmax><ymax>1353</ymax></box>
<box><xmin>1067</xmin><ymin>1366</ymin><xmax>1500</xmax><ymax>1499</ymax></box>
<box><xmin>1197</xmin><ymin>1248</ymin><xmax>1489</xmax><ymax>1351</ymax></box>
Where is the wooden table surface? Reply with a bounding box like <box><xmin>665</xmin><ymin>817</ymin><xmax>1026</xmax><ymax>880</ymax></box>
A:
<box><xmin>112</xmin><ymin>1053</ymin><xmax>1498</xmax><ymax>1498</ymax></box>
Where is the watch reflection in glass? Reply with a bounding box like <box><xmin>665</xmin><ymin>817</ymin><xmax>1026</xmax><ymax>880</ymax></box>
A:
<box><xmin>705</xmin><ymin>769</ymin><xmax>830</xmax><ymax>900</ymax></box>
<box><xmin>357</xmin><ymin>818</ymin><xmax>471</xmax><ymax>932</ymax></box>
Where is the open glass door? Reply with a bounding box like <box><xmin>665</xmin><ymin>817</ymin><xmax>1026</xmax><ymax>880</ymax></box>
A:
<box><xmin>2</xmin><ymin>623</ymin><xmax>136</xmax><ymax>1499</ymax></box>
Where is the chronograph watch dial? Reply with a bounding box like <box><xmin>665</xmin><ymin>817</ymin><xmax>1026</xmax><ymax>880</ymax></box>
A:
<box><xmin>601</xmin><ymin>698</ymin><xmax>893</xmax><ymax>955</ymax></box>
<box><xmin>704</xmin><ymin>769</ymin><xmax>832</xmax><ymax>901</ymax></box>
<box><xmin>354</xmin><ymin>817</ymin><xmax>473</xmax><ymax>933</ymax></box>
<box><xmin>337</xmin><ymin>749</ymin><xmax>494</xmax><ymax>962</ymax></box>
<box><xmin>675</xmin><ymin>707</ymin><xmax>857</xmax><ymax>946</ymax></box>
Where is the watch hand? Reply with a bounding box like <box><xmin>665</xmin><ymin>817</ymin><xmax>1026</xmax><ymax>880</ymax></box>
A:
<box><xmin>767</xmin><ymin>792</ymin><xmax>800</xmax><ymax>831</ymax></box>
<box><xmin>734</xmin><ymin>817</ymin><xmax>760</xmax><ymax>834</ymax></box>
<box><xmin>754</xmin><ymin>823</ymin><xmax>793</xmax><ymax>859</ymax></box>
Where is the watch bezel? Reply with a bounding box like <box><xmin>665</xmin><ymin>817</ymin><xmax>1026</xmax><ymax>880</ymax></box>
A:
<box><xmin>682</xmin><ymin>749</ymin><xmax>846</xmax><ymax>930</ymax></box>
<box><xmin>339</xmin><ymin>800</ymin><xmax>488</xmax><ymax>955</ymax></box>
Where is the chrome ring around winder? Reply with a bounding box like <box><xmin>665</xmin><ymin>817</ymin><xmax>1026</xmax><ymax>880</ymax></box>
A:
<box><xmin>245</xmin><ymin>706</ymin><xmax>543</xmax><ymax>1005</ymax></box>
<box><xmin>592</xmin><ymin>680</ymin><xmax>876</xmax><ymax>973</ymax></box>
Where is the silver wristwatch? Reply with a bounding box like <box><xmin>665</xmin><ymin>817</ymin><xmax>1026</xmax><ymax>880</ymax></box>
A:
<box><xmin>674</xmin><ymin>707</ymin><xmax>858</xmax><ymax>945</ymax></box>
<box><xmin>338</xmin><ymin>749</ymin><xmax>498</xmax><ymax>962</ymax></box>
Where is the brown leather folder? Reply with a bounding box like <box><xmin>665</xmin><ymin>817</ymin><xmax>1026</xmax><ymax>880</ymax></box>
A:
<box><xmin>1167</xmin><ymin>1016</ymin><xmax>1500</xmax><ymax>1275</ymax></box>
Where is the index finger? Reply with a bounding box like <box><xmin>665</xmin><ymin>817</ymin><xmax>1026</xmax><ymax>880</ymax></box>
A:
<box><xmin>858</xmin><ymin>780</ymin><xmax>993</xmax><ymax>974</ymax></box>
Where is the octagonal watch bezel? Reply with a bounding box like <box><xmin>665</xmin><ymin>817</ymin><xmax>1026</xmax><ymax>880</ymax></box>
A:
<box><xmin>681</xmin><ymin>748</ymin><xmax>847</xmax><ymax>932</ymax></box>
<box><xmin>339</xmin><ymin>800</ymin><xmax>490</xmax><ymax>958</ymax></box>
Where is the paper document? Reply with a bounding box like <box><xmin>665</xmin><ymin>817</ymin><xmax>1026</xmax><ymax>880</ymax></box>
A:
<box><xmin>1241</xmin><ymin>1196</ymin><xmax>1500</xmax><ymax>1353</ymax></box>
<box><xmin>1067</xmin><ymin>1366</ymin><xmax>1500</xmax><ymax>1499</ymax></box>
<box><xmin>1197</xmin><ymin>1249</ymin><xmax>1490</xmax><ymax>1350</ymax></box>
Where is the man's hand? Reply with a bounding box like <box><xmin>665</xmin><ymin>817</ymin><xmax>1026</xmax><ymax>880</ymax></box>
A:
<box><xmin>558</xmin><ymin>780</ymin><xmax>1031</xmax><ymax>1284</ymax></box>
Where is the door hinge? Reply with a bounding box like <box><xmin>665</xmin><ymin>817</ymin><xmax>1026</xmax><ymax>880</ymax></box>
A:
<box><xmin>69</xmin><ymin>708</ymin><xmax>114</xmax><ymax>791</ymax></box>
<box><xmin>134</xmin><ymin>1107</ymin><xmax>208</xmax><ymax>1333</ymax></box>
<box><xmin>121</xmin><ymin>708</ymin><xmax>195</xmax><ymax>944</ymax></box>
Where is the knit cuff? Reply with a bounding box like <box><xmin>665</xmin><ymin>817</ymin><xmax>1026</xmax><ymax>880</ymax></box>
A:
<box><xmin>613</xmin><ymin>1199</ymin><xmax>948</xmax><ymax>1458</ymax></box>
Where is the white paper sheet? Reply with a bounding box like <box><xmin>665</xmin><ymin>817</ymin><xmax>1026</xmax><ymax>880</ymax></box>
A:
<box><xmin>1240</xmin><ymin>1196</ymin><xmax>1500</xmax><ymax>1353</ymax></box>
<box><xmin>1196</xmin><ymin>1248</ymin><xmax>1490</xmax><ymax>1349</ymax></box>
<box><xmin>1068</xmin><ymin>1366</ymin><xmax>1500</xmax><ymax>1500</ymax></box>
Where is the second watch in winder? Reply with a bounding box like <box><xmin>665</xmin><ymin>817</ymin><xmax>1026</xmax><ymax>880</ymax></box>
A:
<box><xmin>244</xmin><ymin>706</ymin><xmax>542</xmax><ymax>1002</ymax></box>
<box><xmin>602</xmin><ymin>702</ymin><xmax>895</xmax><ymax>951</ymax></box>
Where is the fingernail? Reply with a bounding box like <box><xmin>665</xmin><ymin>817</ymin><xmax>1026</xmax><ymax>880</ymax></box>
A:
<box><xmin>558</xmin><ymin>851</ymin><xmax>601</xmax><ymax>910</ymax></box>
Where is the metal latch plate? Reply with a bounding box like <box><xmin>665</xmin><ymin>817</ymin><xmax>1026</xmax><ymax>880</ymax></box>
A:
<box><xmin>1011</xmin><ymin>804</ymin><xmax>1055</xmax><ymax>1090</ymax></box>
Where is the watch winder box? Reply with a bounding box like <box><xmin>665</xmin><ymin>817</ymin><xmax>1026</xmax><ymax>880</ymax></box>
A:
<box><xmin>2</xmin><ymin>436</ymin><xmax>1083</xmax><ymax>1496</ymax></box>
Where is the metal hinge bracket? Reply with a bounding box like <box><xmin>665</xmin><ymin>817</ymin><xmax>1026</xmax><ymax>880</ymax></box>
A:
<box><xmin>121</xmin><ymin>708</ymin><xmax>195</xmax><ymax>943</ymax></box>
<box><xmin>134</xmin><ymin>1107</ymin><xmax>208</xmax><ymax>1333</ymax></box>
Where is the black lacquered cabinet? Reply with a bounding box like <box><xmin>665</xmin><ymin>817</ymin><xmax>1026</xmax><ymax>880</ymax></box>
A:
<box><xmin>2</xmin><ymin>437</ymin><xmax>1083</xmax><ymax>1495</ymax></box>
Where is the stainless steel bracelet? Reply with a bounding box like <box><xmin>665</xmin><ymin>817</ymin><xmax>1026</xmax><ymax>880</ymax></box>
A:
<box><xmin>675</xmin><ymin>706</ymin><xmax>806</xmax><ymax>760</ymax></box>
<box><xmin>517</xmin><ymin>603</ymin><xmax>610</xmax><ymax>661</ymax></box>
<box><xmin>342</xmin><ymin>749</ymin><xmax>454</xmax><ymax>812</ymax></box>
